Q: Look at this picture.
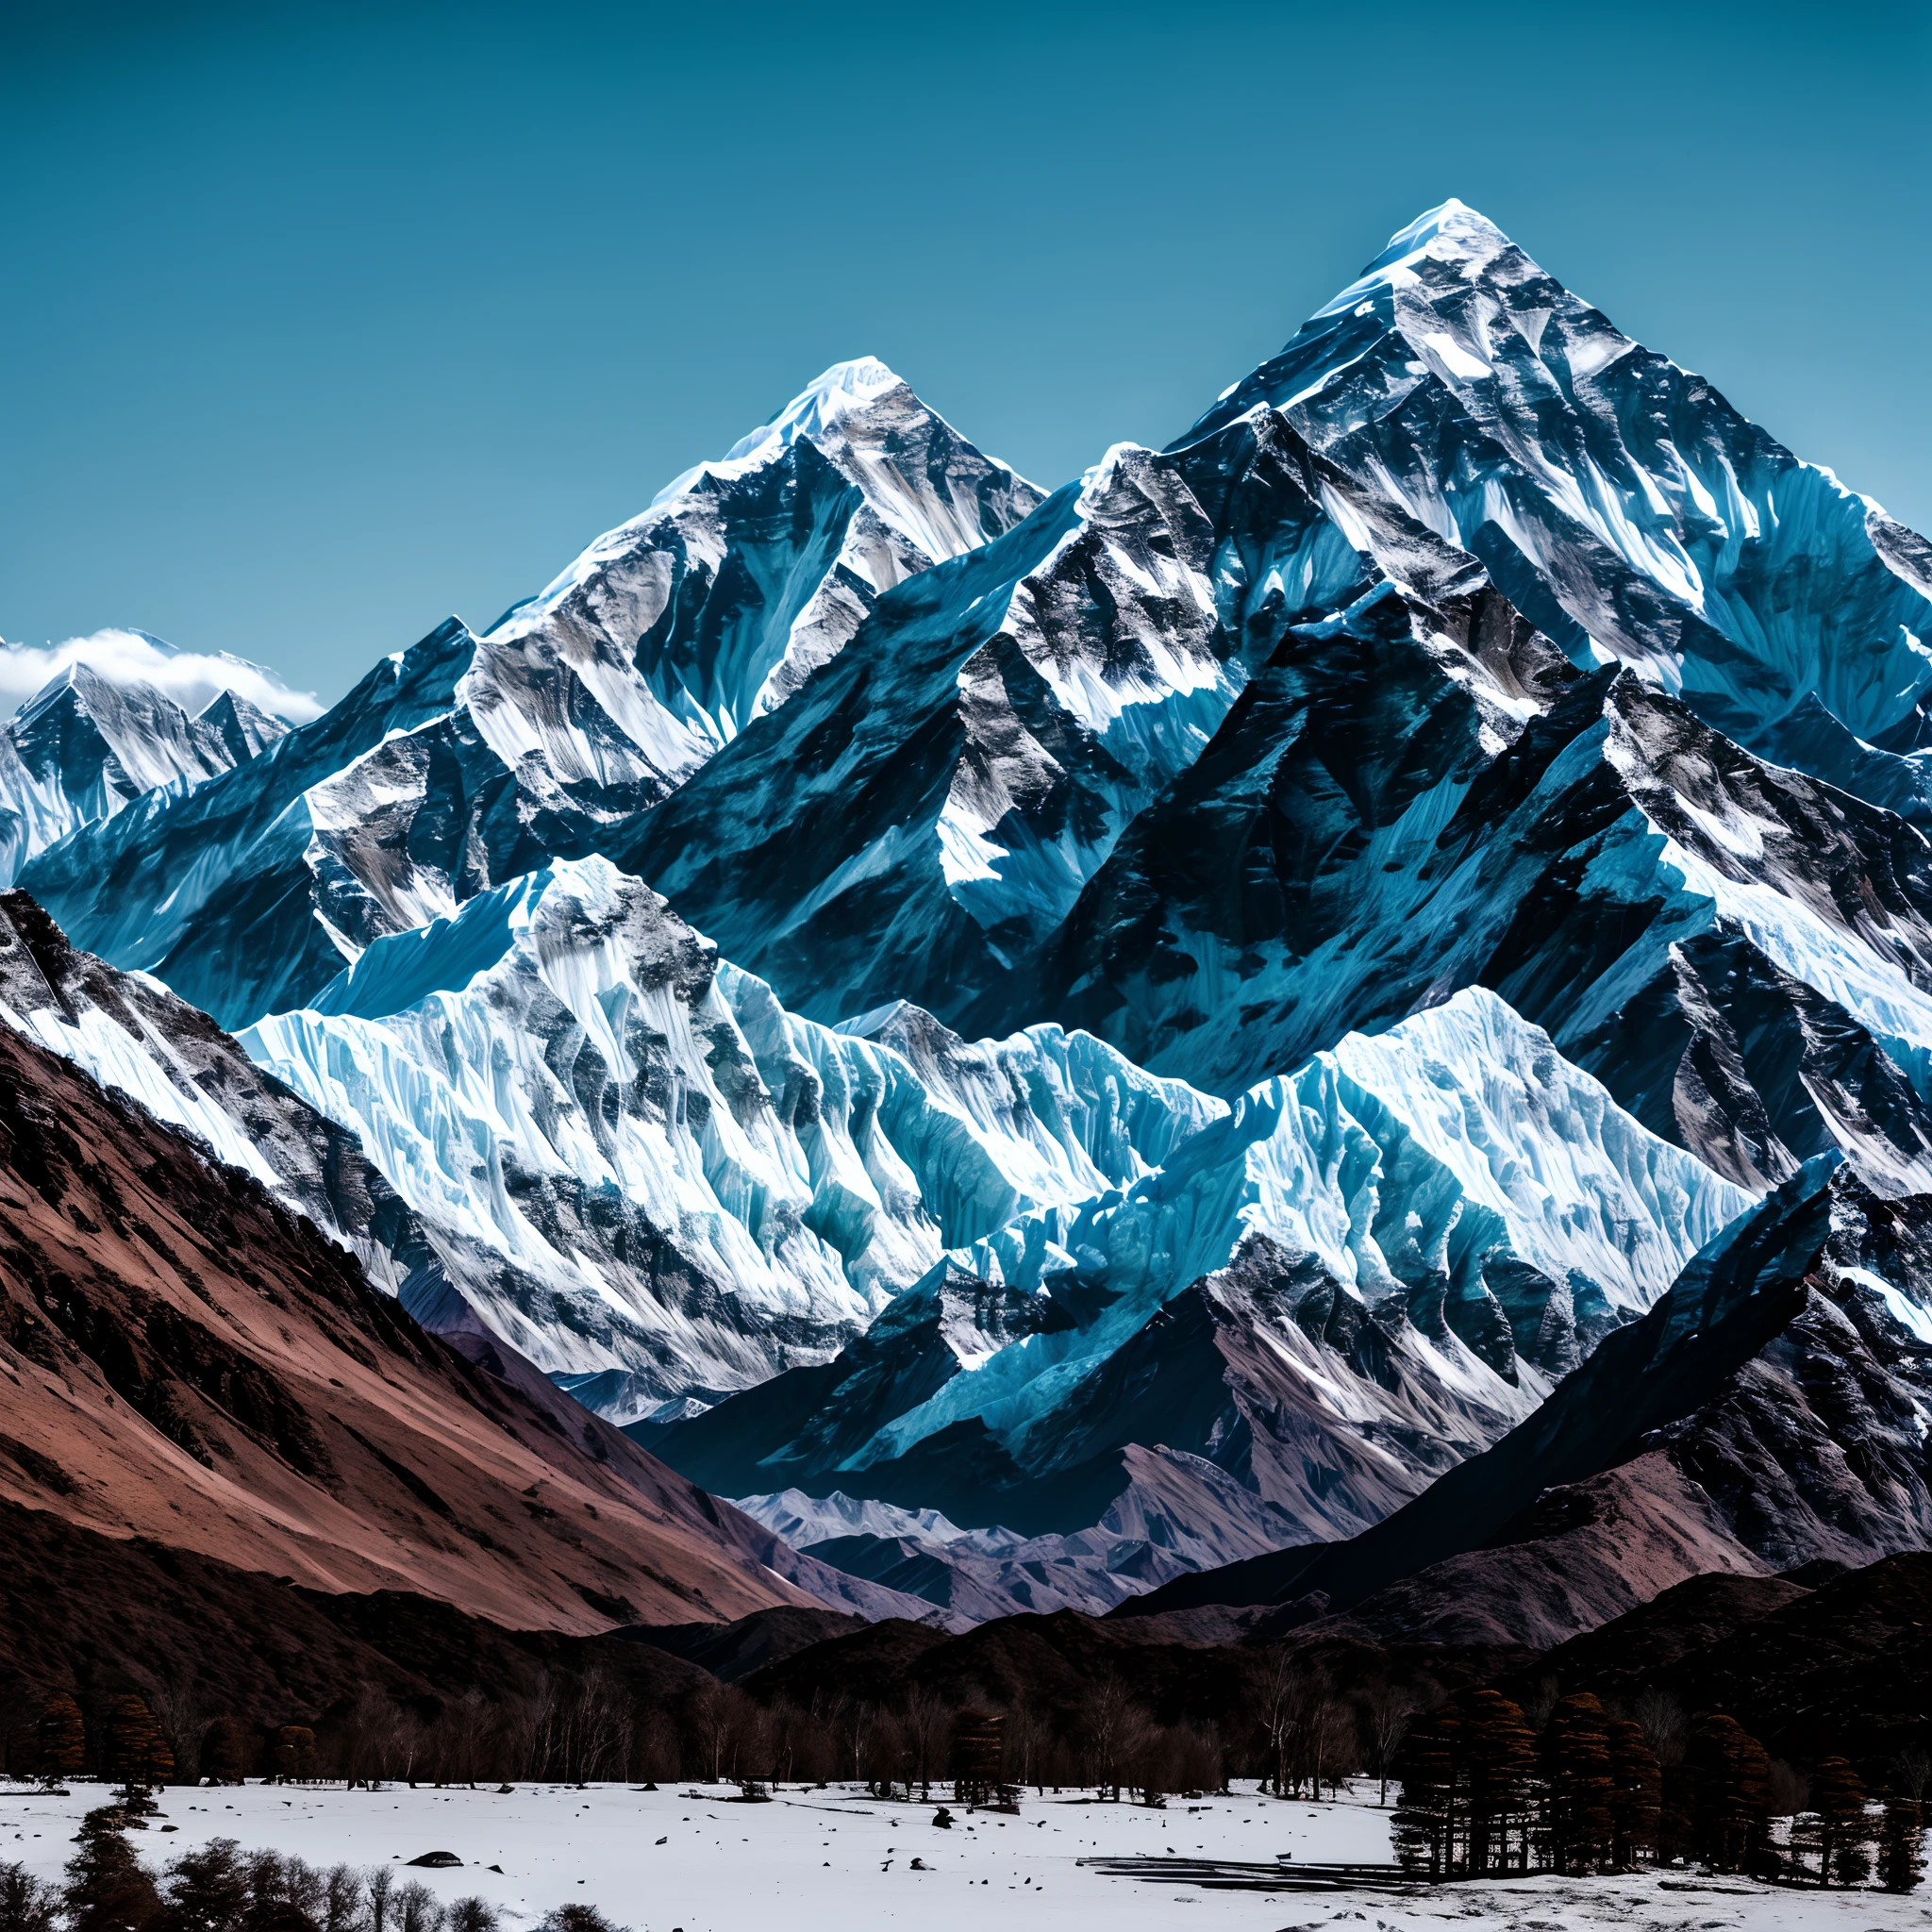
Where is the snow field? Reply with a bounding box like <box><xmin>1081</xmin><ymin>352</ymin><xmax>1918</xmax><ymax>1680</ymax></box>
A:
<box><xmin>6</xmin><ymin>1781</ymin><xmax>1925</xmax><ymax>1932</ymax></box>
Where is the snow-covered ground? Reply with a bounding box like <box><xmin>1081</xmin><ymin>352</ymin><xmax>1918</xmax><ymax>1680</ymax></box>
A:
<box><xmin>3</xmin><ymin>1780</ymin><xmax>1927</xmax><ymax>1931</ymax></box>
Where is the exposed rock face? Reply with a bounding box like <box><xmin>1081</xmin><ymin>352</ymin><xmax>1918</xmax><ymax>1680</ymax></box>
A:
<box><xmin>1124</xmin><ymin>1157</ymin><xmax>1932</xmax><ymax>1647</ymax></box>
<box><xmin>614</xmin><ymin>410</ymin><xmax>1530</xmax><ymax>1035</ymax></box>
<box><xmin>0</xmin><ymin>1003</ymin><xmax>929</xmax><ymax>1630</ymax></box>
<box><xmin>1043</xmin><ymin>643</ymin><xmax>1932</xmax><ymax>1196</ymax></box>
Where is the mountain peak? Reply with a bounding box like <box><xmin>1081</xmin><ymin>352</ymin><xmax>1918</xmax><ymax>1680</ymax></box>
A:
<box><xmin>722</xmin><ymin>355</ymin><xmax>908</xmax><ymax>459</ymax></box>
<box><xmin>197</xmin><ymin>686</ymin><xmax>291</xmax><ymax>762</ymax></box>
<box><xmin>16</xmin><ymin>657</ymin><xmax>125</xmax><ymax>724</ymax></box>
<box><xmin>1305</xmin><ymin>197</ymin><xmax>1514</xmax><ymax>328</ymax></box>
<box><xmin>650</xmin><ymin>356</ymin><xmax>912</xmax><ymax>508</ymax></box>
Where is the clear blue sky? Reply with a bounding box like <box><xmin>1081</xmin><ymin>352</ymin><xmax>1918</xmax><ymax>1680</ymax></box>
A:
<box><xmin>2</xmin><ymin>0</ymin><xmax>1926</xmax><ymax>708</ymax></box>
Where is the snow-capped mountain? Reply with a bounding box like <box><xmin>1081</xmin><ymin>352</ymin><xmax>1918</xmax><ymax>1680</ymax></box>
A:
<box><xmin>1043</xmin><ymin>613</ymin><xmax>1932</xmax><ymax>1195</ymax></box>
<box><xmin>614</xmin><ymin>407</ymin><xmax>1433</xmax><ymax>1027</ymax></box>
<box><xmin>1191</xmin><ymin>202</ymin><xmax>1932</xmax><ymax>825</ymax></box>
<box><xmin>641</xmin><ymin>990</ymin><xmax>1749</xmax><ymax>1550</ymax></box>
<box><xmin>1133</xmin><ymin>1153</ymin><xmax>1932</xmax><ymax>1644</ymax></box>
<box><xmin>611</xmin><ymin>209</ymin><xmax>1932</xmax><ymax>1213</ymax></box>
<box><xmin>728</xmin><ymin>1472</ymin><xmax>1304</xmax><ymax>1621</ymax></box>
<box><xmin>13</xmin><ymin>199</ymin><xmax>1932</xmax><ymax>1627</ymax></box>
<box><xmin>21</xmin><ymin>365</ymin><xmax>1037</xmax><ymax>1030</ymax></box>
<box><xmin>0</xmin><ymin>659</ymin><xmax>287</xmax><ymax>885</ymax></box>
<box><xmin>0</xmin><ymin>919</ymin><xmax>933</xmax><ymax>1630</ymax></box>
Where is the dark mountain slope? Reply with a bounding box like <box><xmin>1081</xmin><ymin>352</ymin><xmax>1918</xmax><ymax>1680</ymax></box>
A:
<box><xmin>1511</xmin><ymin>1552</ymin><xmax>1932</xmax><ymax>1774</ymax></box>
<box><xmin>1123</xmin><ymin>1158</ymin><xmax>1932</xmax><ymax>1644</ymax></box>
<box><xmin>0</xmin><ymin>1495</ymin><xmax>713</xmax><ymax>1764</ymax></box>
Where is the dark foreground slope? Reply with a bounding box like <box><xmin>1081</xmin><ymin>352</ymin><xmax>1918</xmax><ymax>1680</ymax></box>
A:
<box><xmin>0</xmin><ymin>1494</ymin><xmax>715</xmax><ymax>1771</ymax></box>
<box><xmin>1496</xmin><ymin>1552</ymin><xmax>1932</xmax><ymax>1772</ymax></box>
<box><xmin>1122</xmin><ymin>1158</ymin><xmax>1932</xmax><ymax>1644</ymax></box>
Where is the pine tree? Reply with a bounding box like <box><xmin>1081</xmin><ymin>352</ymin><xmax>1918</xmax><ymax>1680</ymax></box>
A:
<box><xmin>65</xmin><ymin>1808</ymin><xmax>159</xmax><ymax>1932</ymax></box>
<box><xmin>1458</xmin><ymin>1690</ymin><xmax>1538</xmax><ymax>1876</ymax></box>
<box><xmin>1684</xmin><ymin>1715</ymin><xmax>1772</xmax><ymax>1874</ymax></box>
<box><xmin>105</xmin><ymin>1697</ymin><xmax>174</xmax><ymax>1789</ymax></box>
<box><xmin>37</xmin><ymin>1693</ymin><xmax>86</xmax><ymax>1783</ymax></box>
<box><xmin>1605</xmin><ymin>1720</ymin><xmax>1661</xmax><ymax>1870</ymax></box>
<box><xmin>1809</xmin><ymin>1757</ymin><xmax>1874</xmax><ymax>1887</ymax></box>
<box><xmin>1391</xmin><ymin>1709</ymin><xmax>1461</xmax><ymax>1877</ymax></box>
<box><xmin>1877</xmin><ymin>1796</ymin><xmax>1925</xmax><ymax>1894</ymax></box>
<box><xmin>1540</xmin><ymin>1694</ymin><xmax>1614</xmax><ymax>1874</ymax></box>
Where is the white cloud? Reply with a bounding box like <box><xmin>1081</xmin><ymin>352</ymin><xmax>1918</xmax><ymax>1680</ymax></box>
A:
<box><xmin>0</xmin><ymin>629</ymin><xmax>324</xmax><ymax>726</ymax></box>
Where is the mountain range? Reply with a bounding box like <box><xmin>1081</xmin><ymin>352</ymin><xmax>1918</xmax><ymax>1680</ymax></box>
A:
<box><xmin>3</xmin><ymin>197</ymin><xmax>1930</xmax><ymax>1648</ymax></box>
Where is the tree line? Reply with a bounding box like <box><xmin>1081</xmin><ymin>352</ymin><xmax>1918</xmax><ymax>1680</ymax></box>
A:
<box><xmin>8</xmin><ymin>1662</ymin><xmax>1926</xmax><ymax>1894</ymax></box>
<box><xmin>1391</xmin><ymin>1685</ymin><xmax>1926</xmax><ymax>1890</ymax></box>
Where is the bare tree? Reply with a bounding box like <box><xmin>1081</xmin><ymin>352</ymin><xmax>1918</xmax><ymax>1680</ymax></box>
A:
<box><xmin>1364</xmin><ymin>1685</ymin><xmax>1417</xmax><ymax>1807</ymax></box>
<box><xmin>144</xmin><ymin>1679</ymin><xmax>205</xmax><ymax>1782</ymax></box>
<box><xmin>847</xmin><ymin>1701</ymin><xmax>876</xmax><ymax>1786</ymax></box>
<box><xmin>1085</xmin><ymin>1674</ymin><xmax>1127</xmax><ymax>1801</ymax></box>
<box><xmin>1260</xmin><ymin>1651</ymin><xmax>1296</xmax><ymax>1797</ymax></box>
<box><xmin>1008</xmin><ymin>1704</ymin><xmax>1050</xmax><ymax>1796</ymax></box>
<box><xmin>903</xmin><ymin>1690</ymin><xmax>947</xmax><ymax>1801</ymax></box>
<box><xmin>1260</xmin><ymin>1652</ymin><xmax>1335</xmax><ymax>1798</ymax></box>
<box><xmin>1631</xmin><ymin>1689</ymin><xmax>1687</xmax><ymax>1768</ymax></box>
<box><xmin>365</xmin><ymin>1864</ymin><xmax>397</xmax><ymax>1932</ymax></box>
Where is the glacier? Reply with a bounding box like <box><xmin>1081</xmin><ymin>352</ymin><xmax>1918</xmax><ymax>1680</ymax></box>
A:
<box><xmin>841</xmin><ymin>987</ymin><xmax>1750</xmax><ymax>1464</ymax></box>
<box><xmin>240</xmin><ymin>855</ymin><xmax>1221</xmax><ymax>1403</ymax></box>
<box><xmin>643</xmin><ymin>988</ymin><xmax>1750</xmax><ymax>1548</ymax></box>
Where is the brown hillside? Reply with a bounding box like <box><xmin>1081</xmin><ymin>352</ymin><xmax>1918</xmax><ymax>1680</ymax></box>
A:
<box><xmin>0</xmin><ymin>1016</ymin><xmax>878</xmax><ymax>1634</ymax></box>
